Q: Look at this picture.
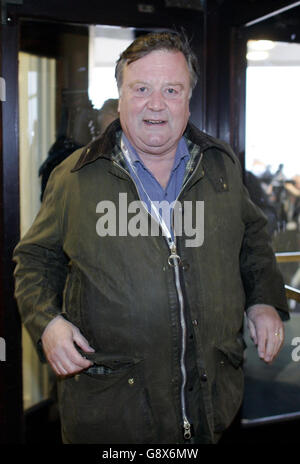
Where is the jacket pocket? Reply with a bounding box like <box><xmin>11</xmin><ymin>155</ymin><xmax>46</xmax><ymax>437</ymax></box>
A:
<box><xmin>58</xmin><ymin>355</ymin><xmax>156</xmax><ymax>444</ymax></box>
<box><xmin>212</xmin><ymin>337</ymin><xmax>245</xmax><ymax>434</ymax></box>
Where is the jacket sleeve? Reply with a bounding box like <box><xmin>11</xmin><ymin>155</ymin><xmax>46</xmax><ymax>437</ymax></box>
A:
<box><xmin>240</xmin><ymin>183</ymin><xmax>289</xmax><ymax>321</ymax></box>
<box><xmin>13</xmin><ymin>167</ymin><xmax>69</xmax><ymax>361</ymax></box>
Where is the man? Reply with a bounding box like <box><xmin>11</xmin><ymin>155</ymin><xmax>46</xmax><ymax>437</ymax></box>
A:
<box><xmin>13</xmin><ymin>32</ymin><xmax>289</xmax><ymax>444</ymax></box>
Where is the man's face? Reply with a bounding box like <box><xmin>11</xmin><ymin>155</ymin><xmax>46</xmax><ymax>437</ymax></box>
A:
<box><xmin>118</xmin><ymin>50</ymin><xmax>191</xmax><ymax>158</ymax></box>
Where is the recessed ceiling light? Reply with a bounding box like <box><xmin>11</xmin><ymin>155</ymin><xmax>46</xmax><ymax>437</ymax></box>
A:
<box><xmin>248</xmin><ymin>40</ymin><xmax>275</xmax><ymax>51</ymax></box>
<box><xmin>247</xmin><ymin>51</ymin><xmax>269</xmax><ymax>61</ymax></box>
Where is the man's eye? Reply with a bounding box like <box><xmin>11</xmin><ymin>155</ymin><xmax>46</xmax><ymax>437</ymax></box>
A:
<box><xmin>132</xmin><ymin>86</ymin><xmax>149</xmax><ymax>96</ymax></box>
<box><xmin>165</xmin><ymin>87</ymin><xmax>178</xmax><ymax>96</ymax></box>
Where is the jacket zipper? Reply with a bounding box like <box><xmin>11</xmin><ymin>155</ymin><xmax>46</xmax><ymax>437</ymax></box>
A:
<box><xmin>168</xmin><ymin>151</ymin><xmax>204</xmax><ymax>441</ymax></box>
<box><xmin>168</xmin><ymin>241</ymin><xmax>191</xmax><ymax>440</ymax></box>
<box><xmin>113</xmin><ymin>152</ymin><xmax>203</xmax><ymax>441</ymax></box>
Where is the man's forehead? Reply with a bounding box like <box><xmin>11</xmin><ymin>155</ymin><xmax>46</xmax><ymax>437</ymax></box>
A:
<box><xmin>125</xmin><ymin>50</ymin><xmax>186</xmax><ymax>68</ymax></box>
<box><xmin>123</xmin><ymin>50</ymin><xmax>189</xmax><ymax>80</ymax></box>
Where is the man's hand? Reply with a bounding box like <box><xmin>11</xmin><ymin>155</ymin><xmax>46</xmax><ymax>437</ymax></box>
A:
<box><xmin>247</xmin><ymin>304</ymin><xmax>284</xmax><ymax>363</ymax></box>
<box><xmin>41</xmin><ymin>315</ymin><xmax>95</xmax><ymax>376</ymax></box>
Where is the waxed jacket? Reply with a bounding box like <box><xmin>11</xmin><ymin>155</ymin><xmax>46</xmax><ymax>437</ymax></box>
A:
<box><xmin>13</xmin><ymin>119</ymin><xmax>289</xmax><ymax>444</ymax></box>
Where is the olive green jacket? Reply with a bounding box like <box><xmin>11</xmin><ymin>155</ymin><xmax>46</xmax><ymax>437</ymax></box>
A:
<box><xmin>13</xmin><ymin>119</ymin><xmax>289</xmax><ymax>444</ymax></box>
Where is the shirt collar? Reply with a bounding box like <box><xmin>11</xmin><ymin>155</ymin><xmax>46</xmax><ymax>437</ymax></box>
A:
<box><xmin>121</xmin><ymin>133</ymin><xmax>190</xmax><ymax>172</ymax></box>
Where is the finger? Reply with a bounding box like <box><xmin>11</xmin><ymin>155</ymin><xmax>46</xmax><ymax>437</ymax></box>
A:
<box><xmin>69</xmin><ymin>351</ymin><xmax>93</xmax><ymax>369</ymax></box>
<box><xmin>256</xmin><ymin>326</ymin><xmax>268</xmax><ymax>360</ymax></box>
<box><xmin>270</xmin><ymin>328</ymin><xmax>285</xmax><ymax>362</ymax></box>
<box><xmin>56</xmin><ymin>352</ymin><xmax>92</xmax><ymax>375</ymax></box>
<box><xmin>56</xmin><ymin>361</ymin><xmax>69</xmax><ymax>377</ymax></box>
<box><xmin>248</xmin><ymin>319</ymin><xmax>258</xmax><ymax>344</ymax></box>
<box><xmin>264</xmin><ymin>335</ymin><xmax>276</xmax><ymax>363</ymax></box>
<box><xmin>48</xmin><ymin>343</ymin><xmax>92</xmax><ymax>375</ymax></box>
<box><xmin>263</xmin><ymin>326</ymin><xmax>284</xmax><ymax>363</ymax></box>
<box><xmin>50</xmin><ymin>358</ymin><xmax>69</xmax><ymax>377</ymax></box>
<box><xmin>63</xmin><ymin>343</ymin><xmax>93</xmax><ymax>370</ymax></box>
<box><xmin>59</xmin><ymin>356</ymin><xmax>91</xmax><ymax>375</ymax></box>
<box><xmin>73</xmin><ymin>330</ymin><xmax>95</xmax><ymax>353</ymax></box>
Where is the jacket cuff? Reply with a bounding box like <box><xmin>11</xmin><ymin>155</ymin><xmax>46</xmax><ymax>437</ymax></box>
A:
<box><xmin>245</xmin><ymin>302</ymin><xmax>290</xmax><ymax>322</ymax></box>
<box><xmin>35</xmin><ymin>311</ymin><xmax>71</xmax><ymax>363</ymax></box>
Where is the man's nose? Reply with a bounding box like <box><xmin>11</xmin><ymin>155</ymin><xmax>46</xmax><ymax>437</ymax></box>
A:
<box><xmin>147</xmin><ymin>90</ymin><xmax>166</xmax><ymax>111</ymax></box>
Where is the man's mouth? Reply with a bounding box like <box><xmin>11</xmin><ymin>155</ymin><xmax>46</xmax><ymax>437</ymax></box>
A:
<box><xmin>144</xmin><ymin>119</ymin><xmax>166</xmax><ymax>125</ymax></box>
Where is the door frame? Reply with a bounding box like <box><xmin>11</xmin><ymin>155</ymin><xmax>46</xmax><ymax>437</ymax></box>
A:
<box><xmin>1</xmin><ymin>0</ymin><xmax>299</xmax><ymax>444</ymax></box>
<box><xmin>0</xmin><ymin>0</ymin><xmax>205</xmax><ymax>443</ymax></box>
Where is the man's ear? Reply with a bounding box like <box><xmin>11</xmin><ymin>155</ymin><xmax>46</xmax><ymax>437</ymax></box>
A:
<box><xmin>117</xmin><ymin>99</ymin><xmax>121</xmax><ymax>112</ymax></box>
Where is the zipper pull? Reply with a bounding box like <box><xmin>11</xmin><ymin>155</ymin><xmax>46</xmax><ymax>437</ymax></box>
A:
<box><xmin>168</xmin><ymin>241</ymin><xmax>181</xmax><ymax>266</ymax></box>
<box><xmin>183</xmin><ymin>418</ymin><xmax>192</xmax><ymax>440</ymax></box>
<box><xmin>170</xmin><ymin>241</ymin><xmax>177</xmax><ymax>255</ymax></box>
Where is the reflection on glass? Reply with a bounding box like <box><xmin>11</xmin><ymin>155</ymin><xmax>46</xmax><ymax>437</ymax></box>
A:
<box><xmin>19</xmin><ymin>51</ymin><xmax>56</xmax><ymax>409</ymax></box>
<box><xmin>88</xmin><ymin>25</ymin><xmax>134</xmax><ymax>109</ymax></box>
<box><xmin>245</xmin><ymin>40</ymin><xmax>300</xmax><ymax>308</ymax></box>
<box><xmin>19</xmin><ymin>21</ymin><xmax>133</xmax><ymax>409</ymax></box>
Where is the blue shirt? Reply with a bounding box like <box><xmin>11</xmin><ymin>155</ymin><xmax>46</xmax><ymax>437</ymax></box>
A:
<box><xmin>121</xmin><ymin>133</ymin><xmax>190</xmax><ymax>236</ymax></box>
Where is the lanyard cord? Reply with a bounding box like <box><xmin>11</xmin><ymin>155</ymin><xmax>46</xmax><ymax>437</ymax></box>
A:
<box><xmin>121</xmin><ymin>136</ymin><xmax>175</xmax><ymax>248</ymax></box>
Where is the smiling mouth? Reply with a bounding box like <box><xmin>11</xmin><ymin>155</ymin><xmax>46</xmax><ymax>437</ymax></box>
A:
<box><xmin>144</xmin><ymin>119</ymin><xmax>167</xmax><ymax>125</ymax></box>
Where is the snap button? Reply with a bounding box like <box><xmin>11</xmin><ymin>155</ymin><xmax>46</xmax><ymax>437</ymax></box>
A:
<box><xmin>220</xmin><ymin>360</ymin><xmax>225</xmax><ymax>366</ymax></box>
<box><xmin>182</xmin><ymin>262</ymin><xmax>190</xmax><ymax>271</ymax></box>
<box><xmin>219</xmin><ymin>177</ymin><xmax>227</xmax><ymax>189</ymax></box>
<box><xmin>128</xmin><ymin>378</ymin><xmax>135</xmax><ymax>385</ymax></box>
<box><xmin>200</xmin><ymin>373</ymin><xmax>208</xmax><ymax>382</ymax></box>
<box><xmin>192</xmin><ymin>319</ymin><xmax>198</xmax><ymax>326</ymax></box>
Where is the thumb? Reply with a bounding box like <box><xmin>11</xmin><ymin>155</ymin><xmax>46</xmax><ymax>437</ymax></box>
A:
<box><xmin>72</xmin><ymin>329</ymin><xmax>95</xmax><ymax>353</ymax></box>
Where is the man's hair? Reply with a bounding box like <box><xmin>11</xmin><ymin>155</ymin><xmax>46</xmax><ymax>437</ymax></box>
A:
<box><xmin>115</xmin><ymin>31</ymin><xmax>199</xmax><ymax>95</ymax></box>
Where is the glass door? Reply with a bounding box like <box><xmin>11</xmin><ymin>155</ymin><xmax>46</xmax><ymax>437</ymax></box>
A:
<box><xmin>1</xmin><ymin>1</ymin><xmax>204</xmax><ymax>443</ymax></box>
<box><xmin>241</xmin><ymin>5</ymin><xmax>300</xmax><ymax>427</ymax></box>
<box><xmin>19</xmin><ymin>19</ymin><xmax>135</xmax><ymax>410</ymax></box>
